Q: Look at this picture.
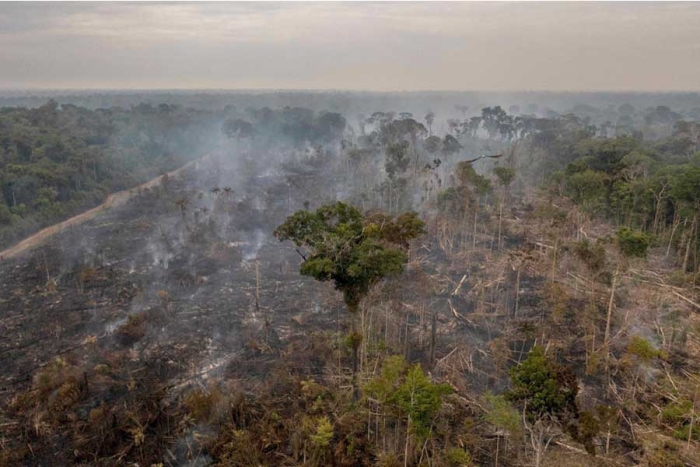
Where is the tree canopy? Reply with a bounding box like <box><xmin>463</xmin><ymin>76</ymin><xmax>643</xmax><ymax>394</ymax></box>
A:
<box><xmin>273</xmin><ymin>202</ymin><xmax>425</xmax><ymax>312</ymax></box>
<box><xmin>507</xmin><ymin>346</ymin><xmax>579</xmax><ymax>421</ymax></box>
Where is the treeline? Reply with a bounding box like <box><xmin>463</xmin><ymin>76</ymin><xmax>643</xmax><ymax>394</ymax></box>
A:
<box><xmin>421</xmin><ymin>105</ymin><xmax>700</xmax><ymax>275</ymax></box>
<box><xmin>537</xmin><ymin>124</ymin><xmax>700</xmax><ymax>276</ymax></box>
<box><xmin>0</xmin><ymin>101</ymin><xmax>347</xmax><ymax>250</ymax></box>
<box><xmin>257</xmin><ymin>101</ymin><xmax>700</xmax><ymax>281</ymax></box>
<box><xmin>3</xmin><ymin>91</ymin><xmax>700</xmax><ymax>126</ymax></box>
<box><xmin>0</xmin><ymin>100</ymin><xmax>222</xmax><ymax>249</ymax></box>
<box><xmin>5</xmin><ymin>97</ymin><xmax>694</xmax><ymax>272</ymax></box>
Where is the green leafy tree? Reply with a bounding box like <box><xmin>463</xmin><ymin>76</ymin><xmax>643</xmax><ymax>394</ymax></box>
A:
<box><xmin>456</xmin><ymin>161</ymin><xmax>492</xmax><ymax>249</ymax></box>
<box><xmin>384</xmin><ymin>141</ymin><xmax>407</xmax><ymax>168</ymax></box>
<box><xmin>390</xmin><ymin>364</ymin><xmax>452</xmax><ymax>465</ymax></box>
<box><xmin>577</xmin><ymin>410</ymin><xmax>600</xmax><ymax>455</ymax></box>
<box><xmin>274</xmin><ymin>202</ymin><xmax>425</xmax><ymax>396</ymax></box>
<box><xmin>310</xmin><ymin>416</ymin><xmax>334</xmax><ymax>453</ymax></box>
<box><xmin>566</xmin><ymin>169</ymin><xmax>606</xmax><ymax>207</ymax></box>
<box><xmin>456</xmin><ymin>162</ymin><xmax>492</xmax><ymax>196</ymax></box>
<box><xmin>493</xmin><ymin>166</ymin><xmax>515</xmax><ymax>189</ymax></box>
<box><xmin>365</xmin><ymin>355</ymin><xmax>406</xmax><ymax>403</ymax></box>
<box><xmin>507</xmin><ymin>346</ymin><xmax>579</xmax><ymax>422</ymax></box>
<box><xmin>442</xmin><ymin>134</ymin><xmax>463</xmax><ymax>160</ymax></box>
<box><xmin>274</xmin><ymin>202</ymin><xmax>424</xmax><ymax>313</ymax></box>
<box><xmin>364</xmin><ymin>355</ymin><xmax>407</xmax><ymax>452</ymax></box>
<box><xmin>670</xmin><ymin>166</ymin><xmax>700</xmax><ymax>271</ymax></box>
<box><xmin>445</xmin><ymin>448</ymin><xmax>472</xmax><ymax>467</ymax></box>
<box><xmin>0</xmin><ymin>202</ymin><xmax>12</xmax><ymax>226</ymax></box>
<box><xmin>616</xmin><ymin>227</ymin><xmax>650</xmax><ymax>258</ymax></box>
<box><xmin>385</xmin><ymin>141</ymin><xmax>411</xmax><ymax>212</ymax></box>
<box><xmin>485</xmin><ymin>393</ymin><xmax>522</xmax><ymax>465</ymax></box>
<box><xmin>485</xmin><ymin>394</ymin><xmax>522</xmax><ymax>437</ymax></box>
<box><xmin>507</xmin><ymin>347</ymin><xmax>586</xmax><ymax>463</ymax></box>
<box><xmin>626</xmin><ymin>335</ymin><xmax>663</xmax><ymax>361</ymax></box>
<box><xmin>481</xmin><ymin>106</ymin><xmax>511</xmax><ymax>140</ymax></box>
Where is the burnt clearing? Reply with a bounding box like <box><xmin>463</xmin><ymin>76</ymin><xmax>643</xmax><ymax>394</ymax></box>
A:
<box><xmin>0</xmin><ymin>153</ymin><xmax>534</xmax><ymax>465</ymax></box>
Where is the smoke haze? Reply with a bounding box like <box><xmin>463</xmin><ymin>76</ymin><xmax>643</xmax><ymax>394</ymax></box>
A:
<box><xmin>1</xmin><ymin>2</ymin><xmax>699</xmax><ymax>91</ymax></box>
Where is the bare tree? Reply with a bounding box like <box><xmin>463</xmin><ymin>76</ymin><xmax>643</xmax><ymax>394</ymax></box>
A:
<box><xmin>523</xmin><ymin>411</ymin><xmax>560</xmax><ymax>467</ymax></box>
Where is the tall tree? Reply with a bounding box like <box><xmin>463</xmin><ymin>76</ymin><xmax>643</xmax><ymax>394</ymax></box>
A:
<box><xmin>425</xmin><ymin>112</ymin><xmax>435</xmax><ymax>136</ymax></box>
<box><xmin>671</xmin><ymin>166</ymin><xmax>700</xmax><ymax>272</ymax></box>
<box><xmin>274</xmin><ymin>202</ymin><xmax>425</xmax><ymax>396</ymax></box>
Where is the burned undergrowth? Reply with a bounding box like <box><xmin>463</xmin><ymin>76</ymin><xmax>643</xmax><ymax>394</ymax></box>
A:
<box><xmin>1</xmin><ymin>103</ymin><xmax>699</xmax><ymax>467</ymax></box>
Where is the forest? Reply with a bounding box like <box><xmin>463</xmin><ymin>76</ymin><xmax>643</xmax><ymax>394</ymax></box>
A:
<box><xmin>1</xmin><ymin>93</ymin><xmax>699</xmax><ymax>467</ymax></box>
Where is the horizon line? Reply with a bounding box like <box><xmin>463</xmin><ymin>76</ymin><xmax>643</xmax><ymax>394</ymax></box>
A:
<box><xmin>2</xmin><ymin>87</ymin><xmax>700</xmax><ymax>95</ymax></box>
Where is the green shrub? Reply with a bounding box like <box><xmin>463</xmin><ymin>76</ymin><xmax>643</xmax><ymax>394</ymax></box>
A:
<box><xmin>616</xmin><ymin>227</ymin><xmax>650</xmax><ymax>258</ymax></box>
<box><xmin>507</xmin><ymin>346</ymin><xmax>579</xmax><ymax>426</ymax></box>
<box><xmin>627</xmin><ymin>336</ymin><xmax>663</xmax><ymax>361</ymax></box>
<box><xmin>446</xmin><ymin>447</ymin><xmax>472</xmax><ymax>466</ymax></box>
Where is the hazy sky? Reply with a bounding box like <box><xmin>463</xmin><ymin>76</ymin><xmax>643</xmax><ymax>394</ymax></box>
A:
<box><xmin>1</xmin><ymin>2</ymin><xmax>699</xmax><ymax>91</ymax></box>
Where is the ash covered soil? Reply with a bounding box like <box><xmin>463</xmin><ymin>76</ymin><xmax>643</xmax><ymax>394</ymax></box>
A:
<box><xmin>0</xmin><ymin>153</ymin><xmax>363</xmax><ymax>463</ymax></box>
<box><xmin>0</xmin><ymin>152</ymin><xmax>352</xmax><ymax>388</ymax></box>
<box><xmin>0</xmin><ymin>152</ymin><xmax>532</xmax><ymax>465</ymax></box>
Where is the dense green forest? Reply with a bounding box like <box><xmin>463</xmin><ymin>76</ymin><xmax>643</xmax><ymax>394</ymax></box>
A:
<box><xmin>0</xmin><ymin>100</ymin><xmax>219</xmax><ymax>248</ymax></box>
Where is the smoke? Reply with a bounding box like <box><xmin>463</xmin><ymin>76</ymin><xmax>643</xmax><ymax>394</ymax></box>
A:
<box><xmin>104</xmin><ymin>316</ymin><xmax>128</xmax><ymax>335</ymax></box>
<box><xmin>147</xmin><ymin>236</ymin><xmax>174</xmax><ymax>270</ymax></box>
<box><xmin>240</xmin><ymin>229</ymin><xmax>266</xmax><ymax>262</ymax></box>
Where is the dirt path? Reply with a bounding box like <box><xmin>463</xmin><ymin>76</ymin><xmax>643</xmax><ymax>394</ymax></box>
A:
<box><xmin>0</xmin><ymin>155</ymin><xmax>209</xmax><ymax>261</ymax></box>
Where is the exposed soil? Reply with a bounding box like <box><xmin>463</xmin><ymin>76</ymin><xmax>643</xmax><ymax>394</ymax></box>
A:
<box><xmin>0</xmin><ymin>156</ymin><xmax>211</xmax><ymax>262</ymax></box>
<box><xmin>0</xmin><ymin>152</ymin><xmax>366</xmax><ymax>464</ymax></box>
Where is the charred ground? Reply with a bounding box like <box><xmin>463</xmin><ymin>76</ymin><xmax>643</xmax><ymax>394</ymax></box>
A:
<box><xmin>0</xmin><ymin>101</ymin><xmax>699</xmax><ymax>467</ymax></box>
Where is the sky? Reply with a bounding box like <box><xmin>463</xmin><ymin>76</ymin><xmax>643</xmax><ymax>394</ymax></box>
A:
<box><xmin>1</xmin><ymin>2</ymin><xmax>699</xmax><ymax>92</ymax></box>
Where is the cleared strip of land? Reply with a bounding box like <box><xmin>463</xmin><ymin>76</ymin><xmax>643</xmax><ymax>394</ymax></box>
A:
<box><xmin>0</xmin><ymin>156</ymin><xmax>208</xmax><ymax>261</ymax></box>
